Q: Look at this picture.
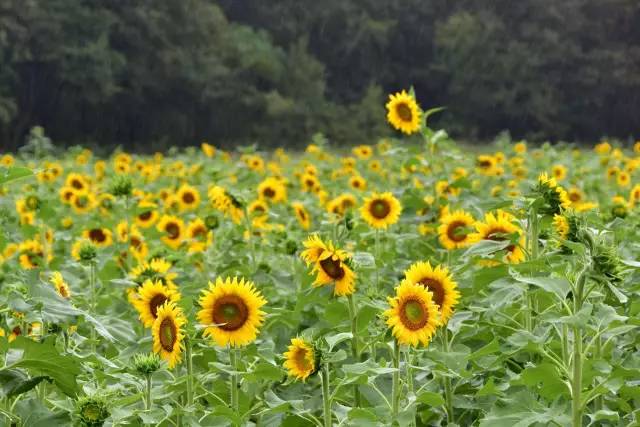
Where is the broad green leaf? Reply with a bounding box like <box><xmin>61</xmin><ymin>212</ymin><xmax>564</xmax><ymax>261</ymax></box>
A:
<box><xmin>324</xmin><ymin>332</ymin><xmax>353</xmax><ymax>352</ymax></box>
<box><xmin>509</xmin><ymin>271</ymin><xmax>571</xmax><ymax>300</ymax></box>
<box><xmin>0</xmin><ymin>167</ymin><xmax>33</xmax><ymax>186</ymax></box>
<box><xmin>416</xmin><ymin>391</ymin><xmax>445</xmax><ymax>406</ymax></box>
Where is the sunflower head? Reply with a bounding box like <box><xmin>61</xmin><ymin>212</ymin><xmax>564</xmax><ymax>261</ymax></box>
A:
<box><xmin>152</xmin><ymin>301</ymin><xmax>186</xmax><ymax>368</ymax></box>
<box><xmin>360</xmin><ymin>192</ymin><xmax>402</xmax><ymax>229</ymax></box>
<box><xmin>471</xmin><ymin>210</ymin><xmax>525</xmax><ymax>264</ymax></box>
<box><xmin>404</xmin><ymin>261</ymin><xmax>460</xmax><ymax>324</ymax></box>
<box><xmin>438</xmin><ymin>210</ymin><xmax>477</xmax><ymax>250</ymax></box>
<box><xmin>197</xmin><ymin>277</ymin><xmax>267</xmax><ymax>348</ymax></box>
<box><xmin>384</xmin><ymin>280</ymin><xmax>440</xmax><ymax>347</ymax></box>
<box><xmin>132</xmin><ymin>279</ymin><xmax>181</xmax><ymax>328</ymax></box>
<box><xmin>283</xmin><ymin>337</ymin><xmax>318</xmax><ymax>381</ymax></box>
<box><xmin>386</xmin><ymin>90</ymin><xmax>422</xmax><ymax>135</ymax></box>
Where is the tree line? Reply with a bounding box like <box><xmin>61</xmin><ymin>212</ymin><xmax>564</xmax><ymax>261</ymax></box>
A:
<box><xmin>1</xmin><ymin>0</ymin><xmax>638</xmax><ymax>151</ymax></box>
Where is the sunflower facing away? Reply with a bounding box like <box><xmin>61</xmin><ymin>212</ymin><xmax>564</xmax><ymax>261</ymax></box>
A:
<box><xmin>291</xmin><ymin>202</ymin><xmax>311</xmax><ymax>230</ymax></box>
<box><xmin>386</xmin><ymin>90</ymin><xmax>422</xmax><ymax>135</ymax></box>
<box><xmin>152</xmin><ymin>301</ymin><xmax>186</xmax><ymax>369</ymax></box>
<box><xmin>384</xmin><ymin>280</ymin><xmax>440</xmax><ymax>347</ymax></box>
<box><xmin>360</xmin><ymin>192</ymin><xmax>402</xmax><ymax>229</ymax></box>
<box><xmin>438</xmin><ymin>210</ymin><xmax>478</xmax><ymax>250</ymax></box>
<box><xmin>132</xmin><ymin>279</ymin><xmax>181</xmax><ymax>328</ymax></box>
<box><xmin>471</xmin><ymin>210</ymin><xmax>525</xmax><ymax>264</ymax></box>
<box><xmin>300</xmin><ymin>234</ymin><xmax>357</xmax><ymax>296</ymax></box>
<box><xmin>197</xmin><ymin>277</ymin><xmax>267</xmax><ymax>347</ymax></box>
<box><xmin>403</xmin><ymin>261</ymin><xmax>460</xmax><ymax>325</ymax></box>
<box><xmin>283</xmin><ymin>337</ymin><xmax>317</xmax><ymax>381</ymax></box>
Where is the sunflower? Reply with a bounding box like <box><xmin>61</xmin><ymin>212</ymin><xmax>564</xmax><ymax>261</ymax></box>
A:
<box><xmin>403</xmin><ymin>261</ymin><xmax>459</xmax><ymax>324</ymax></box>
<box><xmin>65</xmin><ymin>173</ymin><xmax>90</xmax><ymax>194</ymax></box>
<box><xmin>186</xmin><ymin>218</ymin><xmax>213</xmax><ymax>253</ymax></box>
<box><xmin>301</xmin><ymin>235</ymin><xmax>357</xmax><ymax>296</ymax></box>
<box><xmin>128</xmin><ymin>228</ymin><xmax>148</xmax><ymax>261</ymax></box>
<box><xmin>82</xmin><ymin>228</ymin><xmax>113</xmax><ymax>248</ymax></box>
<box><xmin>386</xmin><ymin>90</ymin><xmax>421</xmax><ymax>135</ymax></box>
<box><xmin>283</xmin><ymin>337</ymin><xmax>317</xmax><ymax>381</ymax></box>
<box><xmin>132</xmin><ymin>279</ymin><xmax>181</xmax><ymax>328</ymax></box>
<box><xmin>384</xmin><ymin>280</ymin><xmax>440</xmax><ymax>347</ymax></box>
<box><xmin>201</xmin><ymin>142</ymin><xmax>216</xmax><ymax>157</ymax></box>
<box><xmin>438</xmin><ymin>210</ymin><xmax>477</xmax><ymax>250</ymax></box>
<box><xmin>352</xmin><ymin>145</ymin><xmax>373</xmax><ymax>159</ymax></box>
<box><xmin>536</xmin><ymin>173</ymin><xmax>571</xmax><ymax>215</ymax></box>
<box><xmin>617</xmin><ymin>171</ymin><xmax>630</xmax><ymax>188</ymax></box>
<box><xmin>156</xmin><ymin>215</ymin><xmax>185</xmax><ymax>249</ymax></box>
<box><xmin>567</xmin><ymin>187</ymin><xmax>584</xmax><ymax>204</ymax></box>
<box><xmin>248</xmin><ymin>199</ymin><xmax>269</xmax><ymax>216</ymax></box>
<box><xmin>476</xmin><ymin>155</ymin><xmax>497</xmax><ymax>175</ymax></box>
<box><xmin>629</xmin><ymin>184</ymin><xmax>640</xmax><ymax>206</ymax></box>
<box><xmin>360</xmin><ymin>192</ymin><xmax>402</xmax><ymax>229</ymax></box>
<box><xmin>258</xmin><ymin>177</ymin><xmax>287</xmax><ymax>203</ymax></box>
<box><xmin>553</xmin><ymin>214</ymin><xmax>569</xmax><ymax>239</ymax></box>
<box><xmin>135</xmin><ymin>201</ymin><xmax>159</xmax><ymax>228</ymax></box>
<box><xmin>471</xmin><ymin>210</ymin><xmax>525</xmax><ymax>264</ymax></box>
<box><xmin>300</xmin><ymin>173</ymin><xmax>320</xmax><ymax>192</ymax></box>
<box><xmin>177</xmin><ymin>184</ymin><xmax>201</xmax><ymax>211</ymax></box>
<box><xmin>152</xmin><ymin>302</ymin><xmax>186</xmax><ymax>368</ymax></box>
<box><xmin>50</xmin><ymin>271</ymin><xmax>71</xmax><ymax>298</ymax></box>
<box><xmin>18</xmin><ymin>239</ymin><xmax>48</xmax><ymax>270</ymax></box>
<box><xmin>292</xmin><ymin>202</ymin><xmax>311</xmax><ymax>230</ymax></box>
<box><xmin>70</xmin><ymin>192</ymin><xmax>96</xmax><ymax>214</ymax></box>
<box><xmin>349</xmin><ymin>175</ymin><xmax>367</xmax><ymax>191</ymax></box>
<box><xmin>197</xmin><ymin>277</ymin><xmax>267</xmax><ymax>347</ymax></box>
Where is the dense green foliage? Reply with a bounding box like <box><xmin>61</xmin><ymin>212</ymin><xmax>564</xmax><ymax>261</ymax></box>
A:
<box><xmin>1</xmin><ymin>0</ymin><xmax>639</xmax><ymax>150</ymax></box>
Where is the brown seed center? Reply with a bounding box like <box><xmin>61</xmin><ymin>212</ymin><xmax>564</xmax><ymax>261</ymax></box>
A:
<box><xmin>212</xmin><ymin>295</ymin><xmax>249</xmax><ymax>331</ymax></box>
<box><xmin>159</xmin><ymin>317</ymin><xmax>177</xmax><ymax>352</ymax></box>
<box><xmin>89</xmin><ymin>228</ymin><xmax>106</xmax><ymax>243</ymax></box>
<box><xmin>165</xmin><ymin>223</ymin><xmax>180</xmax><ymax>239</ymax></box>
<box><xmin>319</xmin><ymin>257</ymin><xmax>345</xmax><ymax>280</ymax></box>
<box><xmin>149</xmin><ymin>294</ymin><xmax>168</xmax><ymax>318</ymax></box>
<box><xmin>399</xmin><ymin>298</ymin><xmax>428</xmax><ymax>331</ymax></box>
<box><xmin>446</xmin><ymin>221</ymin><xmax>468</xmax><ymax>243</ymax></box>
<box><xmin>396</xmin><ymin>102</ymin><xmax>413</xmax><ymax>122</ymax></box>
<box><xmin>370</xmin><ymin>199</ymin><xmax>391</xmax><ymax>219</ymax></box>
<box><xmin>418</xmin><ymin>278</ymin><xmax>445</xmax><ymax>308</ymax></box>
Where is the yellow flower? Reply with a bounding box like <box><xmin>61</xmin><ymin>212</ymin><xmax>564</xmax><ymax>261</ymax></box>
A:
<box><xmin>292</xmin><ymin>202</ymin><xmax>311</xmax><ymax>230</ymax></box>
<box><xmin>552</xmin><ymin>164</ymin><xmax>567</xmax><ymax>181</ymax></box>
<box><xmin>186</xmin><ymin>218</ymin><xmax>213</xmax><ymax>253</ymax></box>
<box><xmin>177</xmin><ymin>184</ymin><xmax>201</xmax><ymax>211</ymax></box>
<box><xmin>18</xmin><ymin>239</ymin><xmax>49</xmax><ymax>270</ymax></box>
<box><xmin>471</xmin><ymin>210</ymin><xmax>525</xmax><ymax>264</ymax></box>
<box><xmin>65</xmin><ymin>173</ymin><xmax>90</xmax><ymax>194</ymax></box>
<box><xmin>135</xmin><ymin>201</ymin><xmax>159</xmax><ymax>228</ymax></box>
<box><xmin>553</xmin><ymin>214</ymin><xmax>569</xmax><ymax>240</ymax></box>
<box><xmin>283</xmin><ymin>337</ymin><xmax>316</xmax><ymax>381</ymax></box>
<box><xmin>349</xmin><ymin>175</ymin><xmax>367</xmax><ymax>191</ymax></box>
<box><xmin>302</xmin><ymin>236</ymin><xmax>357</xmax><ymax>296</ymax></box>
<box><xmin>386</xmin><ymin>90</ymin><xmax>422</xmax><ymax>135</ymax></box>
<box><xmin>438</xmin><ymin>210</ymin><xmax>478</xmax><ymax>250</ymax></box>
<box><xmin>352</xmin><ymin>145</ymin><xmax>373</xmax><ymax>159</ymax></box>
<box><xmin>82</xmin><ymin>228</ymin><xmax>113</xmax><ymax>248</ymax></box>
<box><xmin>258</xmin><ymin>177</ymin><xmax>287</xmax><ymax>203</ymax></box>
<box><xmin>384</xmin><ymin>280</ymin><xmax>440</xmax><ymax>347</ymax></box>
<box><xmin>70</xmin><ymin>192</ymin><xmax>96</xmax><ymax>214</ymax></box>
<box><xmin>132</xmin><ymin>280</ymin><xmax>181</xmax><ymax>328</ymax></box>
<box><xmin>403</xmin><ymin>261</ymin><xmax>460</xmax><ymax>325</ymax></box>
<box><xmin>197</xmin><ymin>277</ymin><xmax>267</xmax><ymax>347</ymax></box>
<box><xmin>152</xmin><ymin>301</ymin><xmax>186</xmax><ymax>368</ymax></box>
<box><xmin>617</xmin><ymin>171</ymin><xmax>630</xmax><ymax>187</ymax></box>
<box><xmin>201</xmin><ymin>142</ymin><xmax>216</xmax><ymax>157</ymax></box>
<box><xmin>156</xmin><ymin>215</ymin><xmax>185</xmax><ymax>249</ymax></box>
<box><xmin>50</xmin><ymin>271</ymin><xmax>71</xmax><ymax>298</ymax></box>
<box><xmin>360</xmin><ymin>192</ymin><xmax>402</xmax><ymax>229</ymax></box>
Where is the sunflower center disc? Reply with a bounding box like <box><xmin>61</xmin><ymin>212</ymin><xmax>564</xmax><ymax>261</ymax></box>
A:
<box><xmin>263</xmin><ymin>187</ymin><xmax>276</xmax><ymax>198</ymax></box>
<box><xmin>419</xmin><ymin>278</ymin><xmax>445</xmax><ymax>307</ymax></box>
<box><xmin>89</xmin><ymin>229</ymin><xmax>106</xmax><ymax>242</ymax></box>
<box><xmin>319</xmin><ymin>257</ymin><xmax>345</xmax><ymax>280</ymax></box>
<box><xmin>182</xmin><ymin>192</ymin><xmax>195</xmax><ymax>204</ymax></box>
<box><xmin>212</xmin><ymin>295</ymin><xmax>249</xmax><ymax>331</ymax></box>
<box><xmin>159</xmin><ymin>318</ymin><xmax>176</xmax><ymax>352</ymax></box>
<box><xmin>295</xmin><ymin>348</ymin><xmax>312</xmax><ymax>371</ymax></box>
<box><xmin>446</xmin><ymin>221</ymin><xmax>468</xmax><ymax>242</ymax></box>
<box><xmin>396</xmin><ymin>103</ymin><xmax>413</xmax><ymax>122</ymax></box>
<box><xmin>166</xmin><ymin>223</ymin><xmax>180</xmax><ymax>239</ymax></box>
<box><xmin>139</xmin><ymin>211</ymin><xmax>152</xmax><ymax>221</ymax></box>
<box><xmin>401</xmin><ymin>299</ymin><xmax>428</xmax><ymax>330</ymax></box>
<box><xmin>150</xmin><ymin>294</ymin><xmax>168</xmax><ymax>318</ymax></box>
<box><xmin>371</xmin><ymin>200</ymin><xmax>391</xmax><ymax>219</ymax></box>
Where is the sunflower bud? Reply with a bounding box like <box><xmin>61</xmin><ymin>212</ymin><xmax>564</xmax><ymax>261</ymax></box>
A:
<box><xmin>284</xmin><ymin>239</ymin><xmax>297</xmax><ymax>255</ymax></box>
<box><xmin>109</xmin><ymin>175</ymin><xmax>133</xmax><ymax>197</ymax></box>
<box><xmin>25</xmin><ymin>194</ymin><xmax>41</xmax><ymax>211</ymax></box>
<box><xmin>204</xmin><ymin>214</ymin><xmax>219</xmax><ymax>230</ymax></box>
<box><xmin>133</xmin><ymin>352</ymin><xmax>161</xmax><ymax>376</ymax></box>
<box><xmin>591</xmin><ymin>242</ymin><xmax>624</xmax><ymax>284</ymax></box>
<box><xmin>76</xmin><ymin>395</ymin><xmax>110</xmax><ymax>427</ymax></box>
<box><xmin>533</xmin><ymin>173</ymin><xmax>571</xmax><ymax>216</ymax></box>
<box><xmin>78</xmin><ymin>242</ymin><xmax>98</xmax><ymax>263</ymax></box>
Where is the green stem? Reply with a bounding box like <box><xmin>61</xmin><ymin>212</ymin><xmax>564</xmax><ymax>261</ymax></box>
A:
<box><xmin>321</xmin><ymin>363</ymin><xmax>332</xmax><ymax>427</ymax></box>
<box><xmin>375</xmin><ymin>228</ymin><xmax>380</xmax><ymax>291</ymax></box>
<box><xmin>89</xmin><ymin>262</ymin><xmax>96</xmax><ymax>353</ymax></box>
<box><xmin>594</xmin><ymin>335</ymin><xmax>603</xmax><ymax>411</ymax></box>
<box><xmin>230</xmin><ymin>346</ymin><xmax>239</xmax><ymax>413</ymax></box>
<box><xmin>571</xmin><ymin>266</ymin><xmax>588</xmax><ymax>427</ymax></box>
<box><xmin>346</xmin><ymin>295</ymin><xmax>361</xmax><ymax>407</ymax></box>
<box><xmin>186</xmin><ymin>338</ymin><xmax>193</xmax><ymax>406</ymax></box>
<box><xmin>145</xmin><ymin>375</ymin><xmax>152</xmax><ymax>411</ymax></box>
<box><xmin>442</xmin><ymin>328</ymin><xmax>454</xmax><ymax>423</ymax></box>
<box><xmin>391</xmin><ymin>340</ymin><xmax>401</xmax><ymax>419</ymax></box>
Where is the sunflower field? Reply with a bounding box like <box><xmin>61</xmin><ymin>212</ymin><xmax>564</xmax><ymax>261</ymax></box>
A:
<box><xmin>0</xmin><ymin>91</ymin><xmax>639</xmax><ymax>427</ymax></box>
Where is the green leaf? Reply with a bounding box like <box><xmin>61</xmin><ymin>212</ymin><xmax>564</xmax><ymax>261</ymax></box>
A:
<box><xmin>352</xmin><ymin>252</ymin><xmax>375</xmax><ymax>269</ymax></box>
<box><xmin>463</xmin><ymin>240</ymin><xmax>511</xmax><ymax>257</ymax></box>
<box><xmin>0</xmin><ymin>369</ymin><xmax>51</xmax><ymax>398</ymax></box>
<box><xmin>510</xmin><ymin>271</ymin><xmax>571</xmax><ymax>300</ymax></box>
<box><xmin>324</xmin><ymin>332</ymin><xmax>353</xmax><ymax>352</ymax></box>
<box><xmin>4</xmin><ymin>337</ymin><xmax>81</xmax><ymax>396</ymax></box>
<box><xmin>0</xmin><ymin>167</ymin><xmax>34</xmax><ymax>186</ymax></box>
<box><xmin>416</xmin><ymin>391</ymin><xmax>445</xmax><ymax>406</ymax></box>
